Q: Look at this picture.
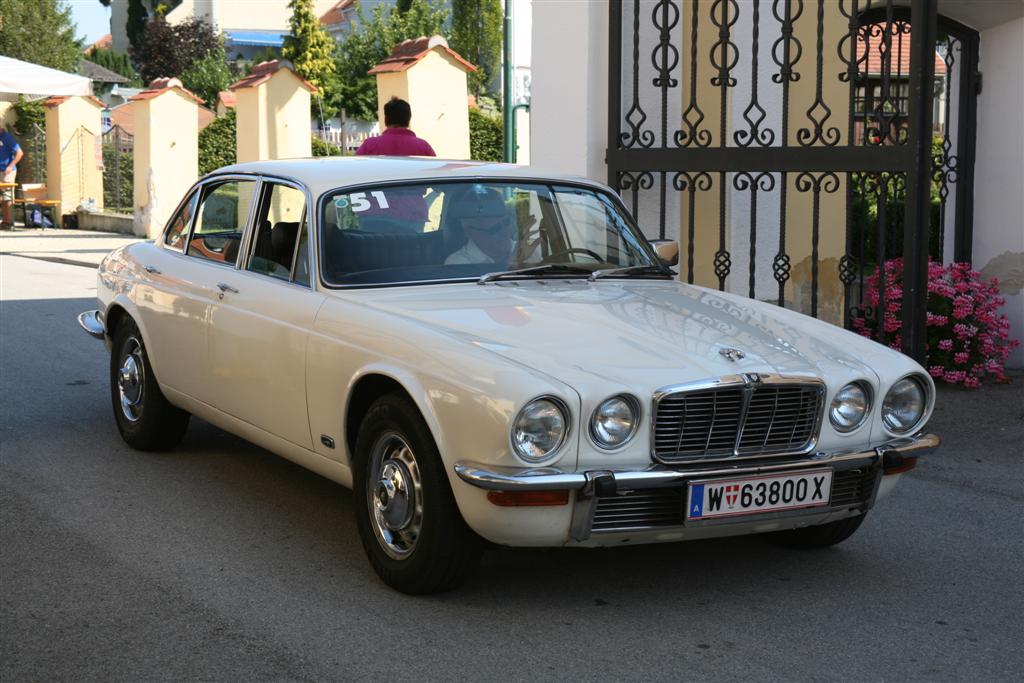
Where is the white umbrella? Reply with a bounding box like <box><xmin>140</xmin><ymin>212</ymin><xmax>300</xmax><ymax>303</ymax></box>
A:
<box><xmin>0</xmin><ymin>56</ymin><xmax>92</xmax><ymax>97</ymax></box>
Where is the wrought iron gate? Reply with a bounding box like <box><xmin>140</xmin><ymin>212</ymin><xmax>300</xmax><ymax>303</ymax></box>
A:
<box><xmin>607</xmin><ymin>0</ymin><xmax>978</xmax><ymax>362</ymax></box>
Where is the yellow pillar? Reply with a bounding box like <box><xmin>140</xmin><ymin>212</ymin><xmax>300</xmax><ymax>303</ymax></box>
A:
<box><xmin>43</xmin><ymin>96</ymin><xmax>105</xmax><ymax>216</ymax></box>
<box><xmin>131</xmin><ymin>82</ymin><xmax>200</xmax><ymax>238</ymax></box>
<box><xmin>229</xmin><ymin>60</ymin><xmax>315</xmax><ymax>163</ymax></box>
<box><xmin>371</xmin><ymin>36</ymin><xmax>476</xmax><ymax>159</ymax></box>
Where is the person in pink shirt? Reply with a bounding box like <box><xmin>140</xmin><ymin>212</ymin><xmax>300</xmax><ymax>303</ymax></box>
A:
<box><xmin>356</xmin><ymin>97</ymin><xmax>436</xmax><ymax>157</ymax></box>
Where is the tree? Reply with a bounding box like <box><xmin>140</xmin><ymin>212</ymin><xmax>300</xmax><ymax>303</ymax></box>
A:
<box><xmin>0</xmin><ymin>0</ymin><xmax>81</xmax><ymax>72</ymax></box>
<box><xmin>450</xmin><ymin>0</ymin><xmax>502</xmax><ymax>97</ymax></box>
<box><xmin>130</xmin><ymin>17</ymin><xmax>221</xmax><ymax>85</ymax></box>
<box><xmin>282</xmin><ymin>0</ymin><xmax>338</xmax><ymax>118</ymax></box>
<box><xmin>126</xmin><ymin>0</ymin><xmax>148</xmax><ymax>51</ymax></box>
<box><xmin>85</xmin><ymin>48</ymin><xmax>142</xmax><ymax>86</ymax></box>
<box><xmin>334</xmin><ymin>0</ymin><xmax>449</xmax><ymax>121</ymax></box>
<box><xmin>180</xmin><ymin>53</ymin><xmax>233</xmax><ymax>106</ymax></box>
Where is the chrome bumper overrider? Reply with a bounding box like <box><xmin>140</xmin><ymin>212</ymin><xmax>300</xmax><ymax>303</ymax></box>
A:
<box><xmin>77</xmin><ymin>310</ymin><xmax>106</xmax><ymax>340</ymax></box>
<box><xmin>454</xmin><ymin>433</ymin><xmax>940</xmax><ymax>494</ymax></box>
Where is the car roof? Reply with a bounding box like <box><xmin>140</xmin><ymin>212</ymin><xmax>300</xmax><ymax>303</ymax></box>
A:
<box><xmin>212</xmin><ymin>156</ymin><xmax>608</xmax><ymax>197</ymax></box>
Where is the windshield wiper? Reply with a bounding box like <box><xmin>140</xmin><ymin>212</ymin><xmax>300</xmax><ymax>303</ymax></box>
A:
<box><xmin>478</xmin><ymin>263</ymin><xmax>594</xmax><ymax>284</ymax></box>
<box><xmin>587</xmin><ymin>264</ymin><xmax>674</xmax><ymax>281</ymax></box>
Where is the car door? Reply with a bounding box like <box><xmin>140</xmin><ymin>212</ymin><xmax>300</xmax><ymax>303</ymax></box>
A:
<box><xmin>132</xmin><ymin>178</ymin><xmax>257</xmax><ymax>402</ymax></box>
<box><xmin>205</xmin><ymin>178</ymin><xmax>325</xmax><ymax>450</ymax></box>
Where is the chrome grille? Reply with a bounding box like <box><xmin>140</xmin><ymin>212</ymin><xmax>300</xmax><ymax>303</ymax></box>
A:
<box><xmin>653</xmin><ymin>379</ymin><xmax>824</xmax><ymax>463</ymax></box>
<box><xmin>592</xmin><ymin>488</ymin><xmax>684</xmax><ymax>531</ymax></box>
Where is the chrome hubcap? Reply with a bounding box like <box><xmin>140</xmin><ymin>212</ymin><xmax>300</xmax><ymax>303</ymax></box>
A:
<box><xmin>118</xmin><ymin>338</ymin><xmax>145</xmax><ymax>422</ymax></box>
<box><xmin>368</xmin><ymin>433</ymin><xmax>423</xmax><ymax>560</ymax></box>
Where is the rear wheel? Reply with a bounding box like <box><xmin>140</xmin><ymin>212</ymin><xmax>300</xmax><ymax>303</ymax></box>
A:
<box><xmin>110</xmin><ymin>318</ymin><xmax>190</xmax><ymax>451</ymax></box>
<box><xmin>353</xmin><ymin>394</ymin><xmax>482</xmax><ymax>594</ymax></box>
<box><xmin>772</xmin><ymin>514</ymin><xmax>866</xmax><ymax>549</ymax></box>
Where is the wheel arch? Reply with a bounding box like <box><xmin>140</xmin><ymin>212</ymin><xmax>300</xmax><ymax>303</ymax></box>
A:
<box><xmin>344</xmin><ymin>370</ymin><xmax>443</xmax><ymax>467</ymax></box>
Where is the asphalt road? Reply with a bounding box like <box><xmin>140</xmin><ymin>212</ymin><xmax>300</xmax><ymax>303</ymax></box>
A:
<box><xmin>2</xmin><ymin>253</ymin><xmax>1022</xmax><ymax>682</ymax></box>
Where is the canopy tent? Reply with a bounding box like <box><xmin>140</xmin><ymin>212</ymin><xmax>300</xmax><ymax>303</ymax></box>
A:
<box><xmin>0</xmin><ymin>56</ymin><xmax>92</xmax><ymax>97</ymax></box>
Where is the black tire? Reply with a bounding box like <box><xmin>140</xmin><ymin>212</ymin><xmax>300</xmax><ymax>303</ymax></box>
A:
<box><xmin>352</xmin><ymin>394</ymin><xmax>483</xmax><ymax>594</ymax></box>
<box><xmin>110</xmin><ymin>317</ymin><xmax>190</xmax><ymax>451</ymax></box>
<box><xmin>771</xmin><ymin>514</ymin><xmax>866</xmax><ymax>549</ymax></box>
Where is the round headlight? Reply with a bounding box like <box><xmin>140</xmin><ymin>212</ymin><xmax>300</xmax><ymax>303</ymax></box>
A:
<box><xmin>882</xmin><ymin>376</ymin><xmax>927</xmax><ymax>433</ymax></box>
<box><xmin>590</xmin><ymin>395</ymin><xmax>640</xmax><ymax>449</ymax></box>
<box><xmin>829</xmin><ymin>382</ymin><xmax>871</xmax><ymax>433</ymax></box>
<box><xmin>511</xmin><ymin>397</ymin><xmax>569</xmax><ymax>462</ymax></box>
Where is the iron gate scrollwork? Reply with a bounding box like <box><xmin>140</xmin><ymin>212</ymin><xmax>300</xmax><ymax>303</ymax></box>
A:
<box><xmin>607</xmin><ymin>0</ymin><xmax>979</xmax><ymax>362</ymax></box>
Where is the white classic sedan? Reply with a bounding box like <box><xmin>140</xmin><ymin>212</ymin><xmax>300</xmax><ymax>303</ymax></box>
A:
<box><xmin>80</xmin><ymin>158</ymin><xmax>939</xmax><ymax>594</ymax></box>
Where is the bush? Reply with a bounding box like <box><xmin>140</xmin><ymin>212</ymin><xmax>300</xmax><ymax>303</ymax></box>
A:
<box><xmin>469</xmin><ymin>109</ymin><xmax>502</xmax><ymax>162</ymax></box>
<box><xmin>198</xmin><ymin>110</ymin><xmax>236</xmax><ymax>175</ymax></box>
<box><xmin>312</xmin><ymin>135</ymin><xmax>341</xmax><ymax>157</ymax></box>
<box><xmin>851</xmin><ymin>258</ymin><xmax>1019</xmax><ymax>387</ymax></box>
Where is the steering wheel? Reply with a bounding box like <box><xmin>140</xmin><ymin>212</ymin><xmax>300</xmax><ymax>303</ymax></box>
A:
<box><xmin>542</xmin><ymin>247</ymin><xmax>604</xmax><ymax>263</ymax></box>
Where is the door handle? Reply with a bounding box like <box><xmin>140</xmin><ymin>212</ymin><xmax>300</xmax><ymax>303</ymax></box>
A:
<box><xmin>143</xmin><ymin>265</ymin><xmax>161</xmax><ymax>274</ymax></box>
<box><xmin>216</xmin><ymin>282</ymin><xmax>239</xmax><ymax>294</ymax></box>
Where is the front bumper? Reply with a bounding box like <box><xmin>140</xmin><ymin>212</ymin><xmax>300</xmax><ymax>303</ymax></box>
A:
<box><xmin>454</xmin><ymin>432</ymin><xmax>939</xmax><ymax>542</ymax></box>
<box><xmin>78</xmin><ymin>309</ymin><xmax>105</xmax><ymax>340</ymax></box>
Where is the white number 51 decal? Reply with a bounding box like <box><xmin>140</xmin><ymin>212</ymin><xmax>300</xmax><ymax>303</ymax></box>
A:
<box><xmin>349</xmin><ymin>191</ymin><xmax>390</xmax><ymax>213</ymax></box>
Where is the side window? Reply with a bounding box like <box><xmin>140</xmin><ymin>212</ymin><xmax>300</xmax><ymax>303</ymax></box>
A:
<box><xmin>164</xmin><ymin>190</ymin><xmax>198</xmax><ymax>251</ymax></box>
<box><xmin>187</xmin><ymin>180</ymin><xmax>257</xmax><ymax>266</ymax></box>
<box><xmin>247</xmin><ymin>183</ymin><xmax>306</xmax><ymax>282</ymax></box>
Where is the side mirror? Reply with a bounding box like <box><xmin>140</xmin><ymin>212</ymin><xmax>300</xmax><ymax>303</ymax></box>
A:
<box><xmin>650</xmin><ymin>239</ymin><xmax>679</xmax><ymax>267</ymax></box>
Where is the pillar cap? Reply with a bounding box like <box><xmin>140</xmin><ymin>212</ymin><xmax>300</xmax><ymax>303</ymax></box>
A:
<box><xmin>228</xmin><ymin>60</ymin><xmax>317</xmax><ymax>93</ymax></box>
<box><xmin>368</xmin><ymin>35</ymin><xmax>477</xmax><ymax>75</ymax></box>
<box><xmin>45</xmin><ymin>95</ymin><xmax>106</xmax><ymax>109</ymax></box>
<box><xmin>130</xmin><ymin>78</ymin><xmax>205</xmax><ymax>104</ymax></box>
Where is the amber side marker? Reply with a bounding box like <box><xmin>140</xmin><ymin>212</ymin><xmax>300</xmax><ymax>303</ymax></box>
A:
<box><xmin>883</xmin><ymin>456</ymin><xmax>918</xmax><ymax>475</ymax></box>
<box><xmin>487</xmin><ymin>490</ymin><xmax>570</xmax><ymax>507</ymax></box>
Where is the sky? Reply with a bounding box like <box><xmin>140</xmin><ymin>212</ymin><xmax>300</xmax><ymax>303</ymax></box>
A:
<box><xmin>68</xmin><ymin>0</ymin><xmax>111</xmax><ymax>46</ymax></box>
<box><xmin>64</xmin><ymin>0</ymin><xmax>532</xmax><ymax>68</ymax></box>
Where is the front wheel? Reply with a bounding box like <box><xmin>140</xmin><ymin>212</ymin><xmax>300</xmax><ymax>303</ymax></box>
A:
<box><xmin>353</xmin><ymin>394</ymin><xmax>482</xmax><ymax>594</ymax></box>
<box><xmin>110</xmin><ymin>318</ymin><xmax>190</xmax><ymax>451</ymax></box>
<box><xmin>771</xmin><ymin>514</ymin><xmax>866</xmax><ymax>549</ymax></box>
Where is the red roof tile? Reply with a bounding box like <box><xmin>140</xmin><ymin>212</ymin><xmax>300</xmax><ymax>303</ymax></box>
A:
<box><xmin>858</xmin><ymin>24</ymin><xmax>947</xmax><ymax>76</ymax></box>
<box><xmin>84</xmin><ymin>33</ymin><xmax>112</xmax><ymax>55</ymax></box>
<box><xmin>129</xmin><ymin>79</ymin><xmax>205</xmax><ymax>105</ymax></box>
<box><xmin>45</xmin><ymin>95</ymin><xmax>106</xmax><ymax>109</ymax></box>
<box><xmin>217</xmin><ymin>91</ymin><xmax>237</xmax><ymax>108</ymax></box>
<box><xmin>109</xmin><ymin>101</ymin><xmax>216</xmax><ymax>135</ymax></box>
<box><xmin>320</xmin><ymin>0</ymin><xmax>354</xmax><ymax>26</ymax></box>
<box><xmin>368</xmin><ymin>36</ymin><xmax>477</xmax><ymax>75</ymax></box>
<box><xmin>228</xmin><ymin>60</ymin><xmax>317</xmax><ymax>93</ymax></box>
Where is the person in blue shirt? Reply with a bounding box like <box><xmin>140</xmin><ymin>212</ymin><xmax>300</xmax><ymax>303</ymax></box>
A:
<box><xmin>1</xmin><ymin>124</ymin><xmax>25</xmax><ymax>228</ymax></box>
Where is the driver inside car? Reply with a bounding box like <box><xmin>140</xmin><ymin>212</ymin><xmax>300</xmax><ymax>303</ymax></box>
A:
<box><xmin>444</xmin><ymin>186</ymin><xmax>540</xmax><ymax>265</ymax></box>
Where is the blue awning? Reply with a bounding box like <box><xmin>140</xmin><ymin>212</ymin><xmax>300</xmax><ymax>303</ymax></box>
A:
<box><xmin>224</xmin><ymin>30</ymin><xmax>286</xmax><ymax>48</ymax></box>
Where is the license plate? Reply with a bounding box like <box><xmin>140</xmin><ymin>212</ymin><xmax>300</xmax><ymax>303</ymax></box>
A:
<box><xmin>686</xmin><ymin>470</ymin><xmax>832</xmax><ymax>520</ymax></box>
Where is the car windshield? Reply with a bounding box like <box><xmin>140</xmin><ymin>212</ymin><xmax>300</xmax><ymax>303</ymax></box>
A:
<box><xmin>318</xmin><ymin>181</ymin><xmax>662</xmax><ymax>286</ymax></box>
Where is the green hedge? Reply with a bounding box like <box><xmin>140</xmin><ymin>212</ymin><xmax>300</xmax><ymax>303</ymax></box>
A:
<box><xmin>469</xmin><ymin>109</ymin><xmax>503</xmax><ymax>162</ymax></box>
<box><xmin>312</xmin><ymin>136</ymin><xmax>342</xmax><ymax>157</ymax></box>
<box><xmin>198</xmin><ymin>110</ymin><xmax>237</xmax><ymax>176</ymax></box>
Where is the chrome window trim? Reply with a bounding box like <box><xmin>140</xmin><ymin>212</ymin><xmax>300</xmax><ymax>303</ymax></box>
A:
<box><xmin>314</xmin><ymin>176</ymin><xmax>662</xmax><ymax>290</ymax></box>
<box><xmin>649</xmin><ymin>373</ymin><xmax>827</xmax><ymax>464</ymax></box>
<box><xmin>158</xmin><ymin>187</ymin><xmax>200</xmax><ymax>253</ymax></box>
<box><xmin>509</xmin><ymin>394</ymin><xmax>573</xmax><ymax>465</ymax></box>
<box><xmin>241</xmin><ymin>176</ymin><xmax>313</xmax><ymax>289</ymax></box>
<box><xmin>167</xmin><ymin>174</ymin><xmax>262</xmax><ymax>269</ymax></box>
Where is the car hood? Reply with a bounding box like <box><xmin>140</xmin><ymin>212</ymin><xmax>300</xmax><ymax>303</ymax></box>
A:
<box><xmin>344</xmin><ymin>279</ymin><xmax>890</xmax><ymax>390</ymax></box>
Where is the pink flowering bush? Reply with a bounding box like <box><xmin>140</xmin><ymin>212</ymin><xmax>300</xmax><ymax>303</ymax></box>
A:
<box><xmin>851</xmin><ymin>258</ymin><xmax>1019</xmax><ymax>388</ymax></box>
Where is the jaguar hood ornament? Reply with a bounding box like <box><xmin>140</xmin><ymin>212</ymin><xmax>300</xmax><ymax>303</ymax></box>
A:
<box><xmin>718</xmin><ymin>347</ymin><xmax>747</xmax><ymax>362</ymax></box>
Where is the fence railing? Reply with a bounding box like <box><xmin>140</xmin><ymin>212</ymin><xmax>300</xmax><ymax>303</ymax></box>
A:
<box><xmin>102</xmin><ymin>125</ymin><xmax>134</xmax><ymax>214</ymax></box>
